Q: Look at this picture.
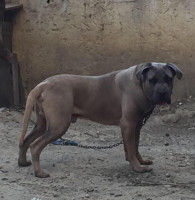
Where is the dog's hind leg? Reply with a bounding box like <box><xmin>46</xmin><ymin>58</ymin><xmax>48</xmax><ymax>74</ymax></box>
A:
<box><xmin>18</xmin><ymin>105</ymin><xmax>46</xmax><ymax>167</ymax></box>
<box><xmin>30</xmin><ymin>99</ymin><xmax>72</xmax><ymax>178</ymax></box>
<box><xmin>30</xmin><ymin>121</ymin><xmax>71</xmax><ymax>178</ymax></box>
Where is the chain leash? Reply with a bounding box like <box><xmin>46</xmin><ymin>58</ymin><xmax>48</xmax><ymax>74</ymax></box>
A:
<box><xmin>141</xmin><ymin>105</ymin><xmax>156</xmax><ymax>127</ymax></box>
<box><xmin>77</xmin><ymin>140</ymin><xmax>123</xmax><ymax>149</ymax></box>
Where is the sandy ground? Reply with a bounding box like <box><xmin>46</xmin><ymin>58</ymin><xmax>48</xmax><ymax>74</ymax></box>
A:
<box><xmin>0</xmin><ymin>100</ymin><xmax>195</xmax><ymax>200</ymax></box>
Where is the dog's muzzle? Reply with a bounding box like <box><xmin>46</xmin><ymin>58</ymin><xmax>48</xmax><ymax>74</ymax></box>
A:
<box><xmin>152</xmin><ymin>91</ymin><xmax>171</xmax><ymax>105</ymax></box>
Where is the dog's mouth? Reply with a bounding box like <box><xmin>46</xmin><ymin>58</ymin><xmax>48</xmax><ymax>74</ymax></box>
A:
<box><xmin>158</xmin><ymin>102</ymin><xmax>167</xmax><ymax>106</ymax></box>
<box><xmin>158</xmin><ymin>100</ymin><xmax>171</xmax><ymax>106</ymax></box>
<box><xmin>152</xmin><ymin>97</ymin><xmax>171</xmax><ymax>106</ymax></box>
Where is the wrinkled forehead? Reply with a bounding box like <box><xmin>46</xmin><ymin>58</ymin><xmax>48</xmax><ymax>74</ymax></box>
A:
<box><xmin>147</xmin><ymin>63</ymin><xmax>173</xmax><ymax>79</ymax></box>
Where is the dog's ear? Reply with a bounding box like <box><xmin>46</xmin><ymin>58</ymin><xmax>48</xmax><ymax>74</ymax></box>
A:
<box><xmin>166</xmin><ymin>63</ymin><xmax>183</xmax><ymax>79</ymax></box>
<box><xmin>136</xmin><ymin>63</ymin><xmax>153</xmax><ymax>80</ymax></box>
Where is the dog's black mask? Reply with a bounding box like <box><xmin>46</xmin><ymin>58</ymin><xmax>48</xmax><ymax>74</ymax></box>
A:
<box><xmin>136</xmin><ymin>62</ymin><xmax>183</xmax><ymax>105</ymax></box>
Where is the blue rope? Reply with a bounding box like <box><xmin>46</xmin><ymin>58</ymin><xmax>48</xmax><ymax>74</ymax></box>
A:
<box><xmin>52</xmin><ymin>138</ymin><xmax>78</xmax><ymax>146</ymax></box>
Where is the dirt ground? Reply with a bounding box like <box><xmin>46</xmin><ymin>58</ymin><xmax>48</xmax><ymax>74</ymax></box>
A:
<box><xmin>0</xmin><ymin>99</ymin><xmax>195</xmax><ymax>200</ymax></box>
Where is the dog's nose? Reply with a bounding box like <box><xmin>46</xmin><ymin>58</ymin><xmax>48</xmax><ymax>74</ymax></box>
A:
<box><xmin>159</xmin><ymin>91</ymin><xmax>166</xmax><ymax>97</ymax></box>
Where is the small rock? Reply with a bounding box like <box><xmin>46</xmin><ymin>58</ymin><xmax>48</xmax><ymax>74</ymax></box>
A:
<box><xmin>31</xmin><ymin>198</ymin><xmax>41</xmax><ymax>200</ymax></box>
<box><xmin>53</xmin><ymin>194</ymin><xmax>59</xmax><ymax>197</ymax></box>
<box><xmin>165</xmin><ymin>142</ymin><xmax>169</xmax><ymax>146</ymax></box>
<box><xmin>117</xmin><ymin>174</ymin><xmax>122</xmax><ymax>179</ymax></box>
<box><xmin>100</xmin><ymin>138</ymin><xmax>106</xmax><ymax>142</ymax></box>
<box><xmin>115</xmin><ymin>193</ymin><xmax>122</xmax><ymax>197</ymax></box>
<box><xmin>178</xmin><ymin>163</ymin><xmax>187</xmax><ymax>167</ymax></box>
<box><xmin>145</xmin><ymin>174</ymin><xmax>150</xmax><ymax>178</ymax></box>
<box><xmin>85</xmin><ymin>194</ymin><xmax>90</xmax><ymax>198</ymax></box>
<box><xmin>84</xmin><ymin>187</ymin><xmax>95</xmax><ymax>193</ymax></box>
<box><xmin>114</xmin><ymin>173</ymin><xmax>120</xmax><ymax>179</ymax></box>
<box><xmin>1</xmin><ymin>177</ymin><xmax>8</xmax><ymax>181</ymax></box>
<box><xmin>165</xmin><ymin>133</ymin><xmax>170</xmax><ymax>137</ymax></box>
<box><xmin>166</xmin><ymin>173</ymin><xmax>171</xmax><ymax>178</ymax></box>
<box><xmin>10</xmin><ymin>179</ymin><xmax>17</xmax><ymax>183</ymax></box>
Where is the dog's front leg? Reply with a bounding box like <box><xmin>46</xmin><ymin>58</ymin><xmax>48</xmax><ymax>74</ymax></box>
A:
<box><xmin>120</xmin><ymin>118</ymin><xmax>152</xmax><ymax>173</ymax></box>
<box><xmin>135</xmin><ymin>124</ymin><xmax>153</xmax><ymax>165</ymax></box>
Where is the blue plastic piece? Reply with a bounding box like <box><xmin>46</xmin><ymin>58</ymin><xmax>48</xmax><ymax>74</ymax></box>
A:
<box><xmin>52</xmin><ymin>138</ymin><xmax>78</xmax><ymax>146</ymax></box>
<box><xmin>52</xmin><ymin>139</ymin><xmax>64</xmax><ymax>145</ymax></box>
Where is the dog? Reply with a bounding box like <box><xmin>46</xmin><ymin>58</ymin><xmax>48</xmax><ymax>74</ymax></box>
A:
<box><xmin>18</xmin><ymin>62</ymin><xmax>182</xmax><ymax>178</ymax></box>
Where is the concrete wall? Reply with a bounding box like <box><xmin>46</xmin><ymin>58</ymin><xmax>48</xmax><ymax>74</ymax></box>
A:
<box><xmin>12</xmin><ymin>0</ymin><xmax>195</xmax><ymax>98</ymax></box>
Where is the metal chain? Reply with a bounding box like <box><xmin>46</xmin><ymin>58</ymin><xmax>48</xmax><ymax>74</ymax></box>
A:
<box><xmin>141</xmin><ymin>105</ymin><xmax>156</xmax><ymax>127</ymax></box>
<box><xmin>77</xmin><ymin>140</ymin><xmax>123</xmax><ymax>150</ymax></box>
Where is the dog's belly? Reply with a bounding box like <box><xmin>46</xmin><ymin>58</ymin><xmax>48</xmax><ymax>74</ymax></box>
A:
<box><xmin>73</xmin><ymin>102</ymin><xmax>122</xmax><ymax>125</ymax></box>
<box><xmin>87</xmin><ymin>109</ymin><xmax>122</xmax><ymax>125</ymax></box>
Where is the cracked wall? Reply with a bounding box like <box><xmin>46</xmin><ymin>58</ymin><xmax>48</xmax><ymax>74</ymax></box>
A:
<box><xmin>12</xmin><ymin>0</ymin><xmax>195</xmax><ymax>98</ymax></box>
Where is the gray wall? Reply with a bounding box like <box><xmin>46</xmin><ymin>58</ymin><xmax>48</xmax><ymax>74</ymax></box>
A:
<box><xmin>12</xmin><ymin>0</ymin><xmax>195</xmax><ymax>98</ymax></box>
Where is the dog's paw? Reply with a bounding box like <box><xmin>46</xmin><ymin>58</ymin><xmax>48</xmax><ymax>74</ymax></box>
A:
<box><xmin>34</xmin><ymin>170</ymin><xmax>50</xmax><ymax>178</ymax></box>
<box><xmin>133</xmin><ymin>165</ymin><xmax>153</xmax><ymax>173</ymax></box>
<box><xmin>18</xmin><ymin>159</ymin><xmax>32</xmax><ymax>167</ymax></box>
<box><xmin>139</xmin><ymin>159</ymin><xmax>153</xmax><ymax>165</ymax></box>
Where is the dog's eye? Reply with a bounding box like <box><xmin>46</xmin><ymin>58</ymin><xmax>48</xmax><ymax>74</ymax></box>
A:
<box><xmin>149</xmin><ymin>78</ymin><xmax>157</xmax><ymax>84</ymax></box>
<box><xmin>165</xmin><ymin>76</ymin><xmax>172</xmax><ymax>83</ymax></box>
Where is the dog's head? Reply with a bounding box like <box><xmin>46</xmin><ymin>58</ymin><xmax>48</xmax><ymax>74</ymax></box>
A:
<box><xmin>136</xmin><ymin>62</ymin><xmax>183</xmax><ymax>105</ymax></box>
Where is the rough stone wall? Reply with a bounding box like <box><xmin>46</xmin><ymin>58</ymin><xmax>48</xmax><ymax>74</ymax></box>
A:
<box><xmin>12</xmin><ymin>0</ymin><xmax>195</xmax><ymax>98</ymax></box>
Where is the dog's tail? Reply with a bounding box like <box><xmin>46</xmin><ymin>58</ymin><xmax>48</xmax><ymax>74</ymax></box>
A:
<box><xmin>19</xmin><ymin>85</ymin><xmax>43</xmax><ymax>146</ymax></box>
